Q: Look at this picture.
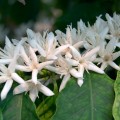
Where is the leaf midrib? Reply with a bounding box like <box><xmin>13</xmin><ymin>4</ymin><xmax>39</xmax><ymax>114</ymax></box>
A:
<box><xmin>18</xmin><ymin>95</ymin><xmax>22</xmax><ymax>120</ymax></box>
<box><xmin>89</xmin><ymin>75</ymin><xmax>94</xmax><ymax>120</ymax></box>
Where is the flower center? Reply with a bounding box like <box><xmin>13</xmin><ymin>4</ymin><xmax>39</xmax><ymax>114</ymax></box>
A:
<box><xmin>79</xmin><ymin>59</ymin><xmax>85</xmax><ymax>64</ymax></box>
<box><xmin>103</xmin><ymin>54</ymin><xmax>112</xmax><ymax>62</ymax></box>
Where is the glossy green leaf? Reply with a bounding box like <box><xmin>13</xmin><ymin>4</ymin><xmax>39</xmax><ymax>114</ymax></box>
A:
<box><xmin>37</xmin><ymin>78</ymin><xmax>58</xmax><ymax>120</ymax></box>
<box><xmin>52</xmin><ymin>72</ymin><xmax>114</xmax><ymax>120</ymax></box>
<box><xmin>1</xmin><ymin>94</ymin><xmax>39</xmax><ymax>120</ymax></box>
<box><xmin>0</xmin><ymin>109</ymin><xmax>3</xmax><ymax>120</ymax></box>
<box><xmin>113</xmin><ymin>71</ymin><xmax>120</xmax><ymax>120</ymax></box>
<box><xmin>37</xmin><ymin>96</ymin><xmax>57</xmax><ymax>120</ymax></box>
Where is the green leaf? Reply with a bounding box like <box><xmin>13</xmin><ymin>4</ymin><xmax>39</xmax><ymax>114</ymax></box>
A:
<box><xmin>37</xmin><ymin>96</ymin><xmax>57</xmax><ymax>120</ymax></box>
<box><xmin>0</xmin><ymin>109</ymin><xmax>3</xmax><ymax>120</ymax></box>
<box><xmin>113</xmin><ymin>71</ymin><xmax>120</xmax><ymax>120</ymax></box>
<box><xmin>37</xmin><ymin>79</ymin><xmax>58</xmax><ymax>120</ymax></box>
<box><xmin>1</xmin><ymin>94</ymin><xmax>39</xmax><ymax>120</ymax></box>
<box><xmin>51</xmin><ymin>72</ymin><xmax>114</xmax><ymax>120</ymax></box>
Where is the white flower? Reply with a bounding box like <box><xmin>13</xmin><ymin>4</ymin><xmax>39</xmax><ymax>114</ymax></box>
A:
<box><xmin>78</xmin><ymin>16</ymin><xmax>108</xmax><ymax>50</ymax></box>
<box><xmin>106</xmin><ymin>13</ymin><xmax>120</xmax><ymax>39</ymax></box>
<box><xmin>0</xmin><ymin>63</ymin><xmax>25</xmax><ymax>100</ymax></box>
<box><xmin>94</xmin><ymin>38</ymin><xmax>120</xmax><ymax>70</ymax></box>
<box><xmin>56</xmin><ymin>26</ymin><xmax>84</xmax><ymax>58</ymax></box>
<box><xmin>56</xmin><ymin>26</ymin><xmax>83</xmax><ymax>48</ymax></box>
<box><xmin>0</xmin><ymin>37</ymin><xmax>25</xmax><ymax>64</ymax></box>
<box><xmin>16</xmin><ymin>46</ymin><xmax>53</xmax><ymax>84</ymax></box>
<box><xmin>13</xmin><ymin>79</ymin><xmax>54</xmax><ymax>102</ymax></box>
<box><xmin>27</xmin><ymin>29</ymin><xmax>69</xmax><ymax>60</ymax></box>
<box><xmin>67</xmin><ymin>46</ymin><xmax>104</xmax><ymax>86</ymax></box>
<box><xmin>45</xmin><ymin>56</ymin><xmax>81</xmax><ymax>91</ymax></box>
<box><xmin>0</xmin><ymin>37</ymin><xmax>15</xmax><ymax>64</ymax></box>
<box><xmin>77</xmin><ymin>19</ymin><xmax>88</xmax><ymax>33</ymax></box>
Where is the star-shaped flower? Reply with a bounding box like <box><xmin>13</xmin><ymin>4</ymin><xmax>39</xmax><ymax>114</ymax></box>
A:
<box><xmin>27</xmin><ymin>29</ymin><xmax>69</xmax><ymax>60</ymax></box>
<box><xmin>0</xmin><ymin>63</ymin><xmax>25</xmax><ymax>100</ymax></box>
<box><xmin>67</xmin><ymin>46</ymin><xmax>104</xmax><ymax>86</ymax></box>
<box><xmin>0</xmin><ymin>37</ymin><xmax>25</xmax><ymax>64</ymax></box>
<box><xmin>45</xmin><ymin>56</ymin><xmax>81</xmax><ymax>91</ymax></box>
<box><xmin>16</xmin><ymin>46</ymin><xmax>54</xmax><ymax>84</ymax></box>
<box><xmin>106</xmin><ymin>13</ymin><xmax>120</xmax><ymax>40</ymax></box>
<box><xmin>14</xmin><ymin>79</ymin><xmax>54</xmax><ymax>102</ymax></box>
<box><xmin>94</xmin><ymin>38</ymin><xmax>120</xmax><ymax>70</ymax></box>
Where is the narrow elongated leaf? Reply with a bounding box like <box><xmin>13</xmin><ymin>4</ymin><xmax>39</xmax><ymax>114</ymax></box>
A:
<box><xmin>1</xmin><ymin>94</ymin><xmax>39</xmax><ymax>120</ymax></box>
<box><xmin>52</xmin><ymin>72</ymin><xmax>114</xmax><ymax>120</ymax></box>
<box><xmin>113</xmin><ymin>71</ymin><xmax>120</xmax><ymax>120</ymax></box>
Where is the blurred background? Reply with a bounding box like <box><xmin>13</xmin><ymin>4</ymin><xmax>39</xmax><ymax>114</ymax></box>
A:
<box><xmin>0</xmin><ymin>0</ymin><xmax>120</xmax><ymax>43</ymax></box>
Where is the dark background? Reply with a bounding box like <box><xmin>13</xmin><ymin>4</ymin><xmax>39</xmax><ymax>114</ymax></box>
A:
<box><xmin>0</xmin><ymin>0</ymin><xmax>120</xmax><ymax>41</ymax></box>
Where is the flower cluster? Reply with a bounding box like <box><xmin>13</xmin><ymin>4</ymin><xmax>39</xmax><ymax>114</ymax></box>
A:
<box><xmin>0</xmin><ymin>13</ymin><xmax>120</xmax><ymax>102</ymax></box>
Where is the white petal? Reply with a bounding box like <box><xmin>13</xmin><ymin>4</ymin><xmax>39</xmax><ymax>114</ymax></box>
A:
<box><xmin>0</xmin><ymin>59</ymin><xmax>12</xmax><ymax>64</ymax></box>
<box><xmin>1</xmin><ymin>80</ymin><xmax>13</xmax><ymax>100</ymax></box>
<box><xmin>13</xmin><ymin>83</ymin><xmax>29</xmax><ymax>94</ymax></box>
<box><xmin>69</xmin><ymin>68</ymin><xmax>81</xmax><ymax>78</ymax></box>
<box><xmin>93</xmin><ymin>58</ymin><xmax>103</xmax><ymax>63</ymax></box>
<box><xmin>20</xmin><ymin>46</ymin><xmax>30</xmax><ymax>65</ymax></box>
<box><xmin>16</xmin><ymin>65</ymin><xmax>31</xmax><ymax>72</ymax></box>
<box><xmin>105</xmin><ymin>14</ymin><xmax>114</xmax><ymax>33</ymax></box>
<box><xmin>54</xmin><ymin>45</ymin><xmax>69</xmax><ymax>56</ymax></box>
<box><xmin>100</xmin><ymin>62</ymin><xmax>108</xmax><ymax>70</ymax></box>
<box><xmin>100</xmin><ymin>27</ymin><xmax>109</xmax><ymax>40</ymax></box>
<box><xmin>14</xmin><ymin>39</ymin><xmax>26</xmax><ymax>58</ymax></box>
<box><xmin>0</xmin><ymin>76</ymin><xmax>8</xmax><ymax>84</ymax></box>
<box><xmin>88</xmin><ymin>62</ymin><xmax>104</xmax><ymax>74</ymax></box>
<box><xmin>113</xmin><ymin>51</ymin><xmax>120</xmax><ymax>60</ymax></box>
<box><xmin>27</xmin><ymin>29</ymin><xmax>35</xmax><ymax>40</ymax></box>
<box><xmin>45</xmin><ymin>65</ymin><xmax>60</xmax><ymax>74</ymax></box>
<box><xmin>5</xmin><ymin>36</ymin><xmax>13</xmax><ymax>49</ymax></box>
<box><xmin>47</xmin><ymin>55</ymin><xmax>57</xmax><ymax>60</ymax></box>
<box><xmin>29</xmin><ymin>46</ymin><xmax>38</xmax><ymax>63</ymax></box>
<box><xmin>32</xmin><ymin>69</ymin><xmax>38</xmax><ymax>84</ymax></box>
<box><xmin>65</xmin><ymin>52</ymin><xmax>72</xmax><ymax>58</ymax></box>
<box><xmin>109</xmin><ymin>61</ymin><xmax>120</xmax><ymax>71</ymax></box>
<box><xmin>11</xmin><ymin>73</ymin><xmax>25</xmax><ymax>84</ymax></box>
<box><xmin>77</xmin><ymin>78</ymin><xmax>83</xmax><ymax>87</ymax></box>
<box><xmin>29</xmin><ymin>88</ymin><xmax>38</xmax><ymax>102</ymax></box>
<box><xmin>59</xmin><ymin>74</ymin><xmax>70</xmax><ymax>91</ymax></box>
<box><xmin>78</xmin><ymin>65</ymin><xmax>84</xmax><ymax>78</ymax></box>
<box><xmin>37</xmin><ymin>61</ymin><xmax>53</xmax><ymax>70</ymax></box>
<box><xmin>66</xmin><ymin>27</ymin><xmax>72</xmax><ymax>44</ymax></box>
<box><xmin>116</xmin><ymin>43</ymin><xmax>120</xmax><ymax>47</ymax></box>
<box><xmin>84</xmin><ymin>46</ymin><xmax>100</xmax><ymax>59</ymax></box>
<box><xmin>66</xmin><ymin>58</ymin><xmax>79</xmax><ymax>66</ymax></box>
<box><xmin>0</xmin><ymin>64</ymin><xmax>7</xmax><ymax>73</ymax></box>
<box><xmin>73</xmin><ymin>41</ymin><xmax>84</xmax><ymax>49</ymax></box>
<box><xmin>46</xmin><ymin>32</ymin><xmax>55</xmax><ymax>53</ymax></box>
<box><xmin>69</xmin><ymin>46</ymin><xmax>81</xmax><ymax>59</ymax></box>
<box><xmin>38</xmin><ymin>82</ymin><xmax>54</xmax><ymax>96</ymax></box>
<box><xmin>78</xmin><ymin>19</ymin><xmax>87</xmax><ymax>32</ymax></box>
<box><xmin>106</xmin><ymin>38</ymin><xmax>116</xmax><ymax>54</ymax></box>
<box><xmin>99</xmin><ymin>42</ymin><xmax>106</xmax><ymax>57</ymax></box>
<box><xmin>36</xmin><ymin>44</ymin><xmax>46</xmax><ymax>57</ymax></box>
<box><xmin>8</xmin><ymin>59</ymin><xmax>17</xmax><ymax>72</ymax></box>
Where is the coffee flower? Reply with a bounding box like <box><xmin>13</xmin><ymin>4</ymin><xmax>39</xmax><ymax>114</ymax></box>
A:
<box><xmin>16</xmin><ymin>46</ymin><xmax>53</xmax><ymax>84</ymax></box>
<box><xmin>14</xmin><ymin>79</ymin><xmax>54</xmax><ymax>102</ymax></box>
<box><xmin>0</xmin><ymin>62</ymin><xmax>25</xmax><ymax>100</ymax></box>
<box><xmin>45</xmin><ymin>56</ymin><xmax>81</xmax><ymax>91</ymax></box>
<box><xmin>27</xmin><ymin>29</ymin><xmax>69</xmax><ymax>60</ymax></box>
<box><xmin>67</xmin><ymin>46</ymin><xmax>104</xmax><ymax>86</ymax></box>
<box><xmin>94</xmin><ymin>38</ymin><xmax>120</xmax><ymax>70</ymax></box>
